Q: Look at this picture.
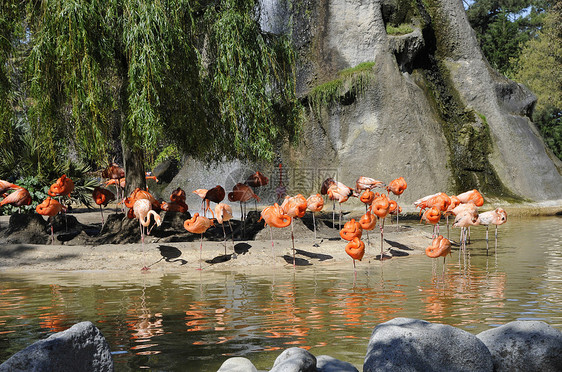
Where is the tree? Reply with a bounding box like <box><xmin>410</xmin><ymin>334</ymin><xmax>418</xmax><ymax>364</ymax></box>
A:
<box><xmin>1</xmin><ymin>0</ymin><xmax>302</xmax><ymax>191</ymax></box>
<box><xmin>465</xmin><ymin>0</ymin><xmax>550</xmax><ymax>74</ymax></box>
<box><xmin>511</xmin><ymin>2</ymin><xmax>562</xmax><ymax>159</ymax></box>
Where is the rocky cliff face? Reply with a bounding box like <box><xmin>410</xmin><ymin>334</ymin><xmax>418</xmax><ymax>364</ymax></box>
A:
<box><xmin>166</xmin><ymin>0</ymin><xmax>562</xmax><ymax>206</ymax></box>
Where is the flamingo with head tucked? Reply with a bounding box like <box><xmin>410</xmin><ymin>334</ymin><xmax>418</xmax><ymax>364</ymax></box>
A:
<box><xmin>184</xmin><ymin>213</ymin><xmax>214</xmax><ymax>270</ymax></box>
<box><xmin>478</xmin><ymin>207</ymin><xmax>507</xmax><ymax>252</ymax></box>
<box><xmin>215</xmin><ymin>203</ymin><xmax>234</xmax><ymax>256</ymax></box>
<box><xmin>259</xmin><ymin>203</ymin><xmax>292</xmax><ymax>257</ymax></box>
<box><xmin>426</xmin><ymin>235</ymin><xmax>452</xmax><ymax>270</ymax></box>
<box><xmin>92</xmin><ymin>186</ymin><xmax>115</xmax><ymax>228</ymax></box>
<box><xmin>36</xmin><ymin>197</ymin><xmax>64</xmax><ymax>244</ymax></box>
<box><xmin>306</xmin><ymin>193</ymin><xmax>324</xmax><ymax>244</ymax></box>
<box><xmin>387</xmin><ymin>177</ymin><xmax>407</xmax><ymax>226</ymax></box>
<box><xmin>372</xmin><ymin>193</ymin><xmax>391</xmax><ymax>260</ymax></box>
<box><xmin>345</xmin><ymin>237</ymin><xmax>366</xmax><ymax>269</ymax></box>
<box><xmin>281</xmin><ymin>194</ymin><xmax>308</xmax><ymax>266</ymax></box>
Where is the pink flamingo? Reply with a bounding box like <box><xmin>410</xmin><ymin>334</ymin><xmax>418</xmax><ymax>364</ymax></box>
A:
<box><xmin>133</xmin><ymin>199</ymin><xmax>163</xmax><ymax>271</ymax></box>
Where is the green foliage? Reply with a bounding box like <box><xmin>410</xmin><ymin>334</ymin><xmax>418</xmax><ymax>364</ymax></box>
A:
<box><xmin>386</xmin><ymin>24</ymin><xmax>415</xmax><ymax>35</ymax></box>
<box><xmin>308</xmin><ymin>62</ymin><xmax>376</xmax><ymax>116</ymax></box>
<box><xmin>512</xmin><ymin>3</ymin><xmax>561</xmax><ymax>159</ymax></box>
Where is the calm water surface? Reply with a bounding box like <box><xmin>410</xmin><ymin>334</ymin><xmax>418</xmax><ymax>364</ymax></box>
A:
<box><xmin>0</xmin><ymin>216</ymin><xmax>561</xmax><ymax>371</ymax></box>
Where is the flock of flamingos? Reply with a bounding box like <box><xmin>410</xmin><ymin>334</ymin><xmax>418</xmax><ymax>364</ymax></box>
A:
<box><xmin>0</xmin><ymin>163</ymin><xmax>507</xmax><ymax>270</ymax></box>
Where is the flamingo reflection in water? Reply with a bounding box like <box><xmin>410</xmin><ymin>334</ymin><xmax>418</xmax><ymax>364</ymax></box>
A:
<box><xmin>127</xmin><ymin>285</ymin><xmax>164</xmax><ymax>355</ymax></box>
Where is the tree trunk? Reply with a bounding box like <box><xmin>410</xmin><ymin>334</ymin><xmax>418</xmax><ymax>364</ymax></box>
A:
<box><xmin>123</xmin><ymin>146</ymin><xmax>146</xmax><ymax>196</ymax></box>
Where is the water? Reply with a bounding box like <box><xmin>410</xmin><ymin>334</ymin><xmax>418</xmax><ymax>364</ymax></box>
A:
<box><xmin>0</xmin><ymin>216</ymin><xmax>561</xmax><ymax>371</ymax></box>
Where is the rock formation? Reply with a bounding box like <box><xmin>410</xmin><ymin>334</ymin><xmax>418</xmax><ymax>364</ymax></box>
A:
<box><xmin>165</xmin><ymin>0</ymin><xmax>562</xmax><ymax>205</ymax></box>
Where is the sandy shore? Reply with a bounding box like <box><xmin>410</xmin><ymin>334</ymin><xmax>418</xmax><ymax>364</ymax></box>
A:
<box><xmin>0</xmin><ymin>199</ymin><xmax>560</xmax><ymax>273</ymax></box>
<box><xmin>0</xmin><ymin>210</ymin><xmax>431</xmax><ymax>272</ymax></box>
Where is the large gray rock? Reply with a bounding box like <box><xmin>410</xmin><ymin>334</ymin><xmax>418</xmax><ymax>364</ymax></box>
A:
<box><xmin>217</xmin><ymin>357</ymin><xmax>258</xmax><ymax>372</ymax></box>
<box><xmin>477</xmin><ymin>320</ymin><xmax>562</xmax><ymax>372</ymax></box>
<box><xmin>270</xmin><ymin>347</ymin><xmax>317</xmax><ymax>372</ymax></box>
<box><xmin>316</xmin><ymin>355</ymin><xmax>358</xmax><ymax>372</ymax></box>
<box><xmin>0</xmin><ymin>321</ymin><xmax>113</xmax><ymax>372</ymax></box>
<box><xmin>363</xmin><ymin>318</ymin><xmax>493</xmax><ymax>372</ymax></box>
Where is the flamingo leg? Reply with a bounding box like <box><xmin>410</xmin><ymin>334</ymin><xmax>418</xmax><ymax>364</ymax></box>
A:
<box><xmin>198</xmin><ymin>233</ymin><xmax>203</xmax><ymax>271</ymax></box>
<box><xmin>486</xmin><ymin>226</ymin><xmax>489</xmax><ymax>256</ymax></box>
<box><xmin>332</xmin><ymin>200</ymin><xmax>335</xmax><ymax>229</ymax></box>
<box><xmin>100</xmin><ymin>205</ymin><xmax>105</xmax><ymax>229</ymax></box>
<box><xmin>291</xmin><ymin>219</ymin><xmax>296</xmax><ymax>268</ymax></box>
<box><xmin>339</xmin><ymin>203</ymin><xmax>342</xmax><ymax>231</ymax></box>
<box><xmin>222</xmin><ymin>223</ymin><xmax>227</xmax><ymax>256</ymax></box>
<box><xmin>446</xmin><ymin>215</ymin><xmax>450</xmax><ymax>239</ymax></box>
<box><xmin>270</xmin><ymin>225</ymin><xmax>274</xmax><ymax>256</ymax></box>
<box><xmin>228</xmin><ymin>220</ymin><xmax>236</xmax><ymax>254</ymax></box>
<box><xmin>353</xmin><ymin>259</ymin><xmax>356</xmax><ymax>269</ymax></box>
<box><xmin>50</xmin><ymin>218</ymin><xmax>55</xmax><ymax>245</ymax></box>
<box><xmin>312</xmin><ymin>212</ymin><xmax>317</xmax><ymax>243</ymax></box>
<box><xmin>140</xmin><ymin>220</ymin><xmax>149</xmax><ymax>271</ymax></box>
<box><xmin>380</xmin><ymin>218</ymin><xmax>385</xmax><ymax>260</ymax></box>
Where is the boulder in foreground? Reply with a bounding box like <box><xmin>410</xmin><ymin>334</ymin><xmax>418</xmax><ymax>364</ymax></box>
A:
<box><xmin>477</xmin><ymin>320</ymin><xmax>562</xmax><ymax>372</ymax></box>
<box><xmin>363</xmin><ymin>317</ymin><xmax>493</xmax><ymax>372</ymax></box>
<box><xmin>0</xmin><ymin>321</ymin><xmax>113</xmax><ymax>372</ymax></box>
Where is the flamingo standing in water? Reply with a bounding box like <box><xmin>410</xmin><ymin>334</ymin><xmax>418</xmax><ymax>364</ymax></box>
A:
<box><xmin>372</xmin><ymin>193</ymin><xmax>390</xmax><ymax>260</ymax></box>
<box><xmin>36</xmin><ymin>197</ymin><xmax>64</xmax><ymax>244</ymax></box>
<box><xmin>478</xmin><ymin>207</ymin><xmax>507</xmax><ymax>253</ymax></box>
<box><xmin>387</xmin><ymin>177</ymin><xmax>407</xmax><ymax>227</ymax></box>
<box><xmin>456</xmin><ymin>189</ymin><xmax>484</xmax><ymax>207</ymax></box>
<box><xmin>184</xmin><ymin>213</ymin><xmax>213</xmax><ymax>270</ymax></box>
<box><xmin>345</xmin><ymin>237</ymin><xmax>366</xmax><ymax>269</ymax></box>
<box><xmin>133</xmin><ymin>199</ymin><xmax>163</xmax><ymax>271</ymax></box>
<box><xmin>452</xmin><ymin>208</ymin><xmax>479</xmax><ymax>254</ymax></box>
<box><xmin>444</xmin><ymin>195</ymin><xmax>461</xmax><ymax>239</ymax></box>
<box><xmin>414</xmin><ymin>192</ymin><xmax>450</xmax><ymax>237</ymax></box>
<box><xmin>259</xmin><ymin>203</ymin><xmax>292</xmax><ymax>256</ymax></box>
<box><xmin>92</xmin><ymin>186</ymin><xmax>115</xmax><ymax>228</ymax></box>
<box><xmin>421</xmin><ymin>206</ymin><xmax>442</xmax><ymax>238</ymax></box>
<box><xmin>340</xmin><ymin>219</ymin><xmax>363</xmax><ymax>267</ymax></box>
<box><xmin>425</xmin><ymin>235</ymin><xmax>452</xmax><ymax>271</ymax></box>
<box><xmin>281</xmin><ymin>194</ymin><xmax>308</xmax><ymax>266</ymax></box>
<box><xmin>306</xmin><ymin>193</ymin><xmax>324</xmax><ymax>244</ymax></box>
<box><xmin>452</xmin><ymin>202</ymin><xmax>479</xmax><ymax>245</ymax></box>
<box><xmin>215</xmin><ymin>202</ymin><xmax>234</xmax><ymax>256</ymax></box>
<box><xmin>359</xmin><ymin>210</ymin><xmax>377</xmax><ymax>246</ymax></box>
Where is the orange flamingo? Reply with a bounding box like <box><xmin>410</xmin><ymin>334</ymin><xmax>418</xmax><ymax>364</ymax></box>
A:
<box><xmin>387</xmin><ymin>177</ymin><xmax>407</xmax><ymax>227</ymax></box>
<box><xmin>414</xmin><ymin>192</ymin><xmax>451</xmax><ymax>213</ymax></box>
<box><xmin>0</xmin><ymin>187</ymin><xmax>32</xmax><ymax>212</ymax></box>
<box><xmin>425</xmin><ymin>235</ymin><xmax>452</xmax><ymax>265</ymax></box>
<box><xmin>162</xmin><ymin>187</ymin><xmax>188</xmax><ymax>213</ymax></box>
<box><xmin>35</xmin><ymin>197</ymin><xmax>64</xmax><ymax>244</ymax></box>
<box><xmin>456</xmin><ymin>189</ymin><xmax>484</xmax><ymax>207</ymax></box>
<box><xmin>92</xmin><ymin>186</ymin><xmax>115</xmax><ymax>228</ymax></box>
<box><xmin>339</xmin><ymin>219</ymin><xmax>363</xmax><ymax>241</ymax></box>
<box><xmin>281</xmin><ymin>194</ymin><xmax>308</xmax><ymax>266</ymax></box>
<box><xmin>360</xmin><ymin>190</ymin><xmax>375</xmax><ymax>211</ymax></box>
<box><xmin>421</xmin><ymin>206</ymin><xmax>442</xmax><ymax>238</ymax></box>
<box><xmin>372</xmin><ymin>193</ymin><xmax>390</xmax><ymax>260</ymax></box>
<box><xmin>359</xmin><ymin>210</ymin><xmax>377</xmax><ymax>246</ymax></box>
<box><xmin>306</xmin><ymin>193</ymin><xmax>324</xmax><ymax>243</ymax></box>
<box><xmin>345</xmin><ymin>237</ymin><xmax>365</xmax><ymax>268</ymax></box>
<box><xmin>133</xmin><ymin>199</ymin><xmax>162</xmax><ymax>271</ymax></box>
<box><xmin>124</xmin><ymin>188</ymin><xmax>160</xmax><ymax>211</ymax></box>
<box><xmin>215</xmin><ymin>203</ymin><xmax>234</xmax><ymax>256</ymax></box>
<box><xmin>260</xmin><ymin>203</ymin><xmax>292</xmax><ymax>255</ymax></box>
<box><xmin>444</xmin><ymin>195</ymin><xmax>461</xmax><ymax>239</ymax></box>
<box><xmin>48</xmin><ymin>174</ymin><xmax>74</xmax><ymax>197</ymax></box>
<box><xmin>184</xmin><ymin>213</ymin><xmax>214</xmax><ymax>270</ymax></box>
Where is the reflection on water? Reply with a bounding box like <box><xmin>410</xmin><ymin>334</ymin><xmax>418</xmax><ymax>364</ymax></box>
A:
<box><xmin>0</xmin><ymin>217</ymin><xmax>560</xmax><ymax>371</ymax></box>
